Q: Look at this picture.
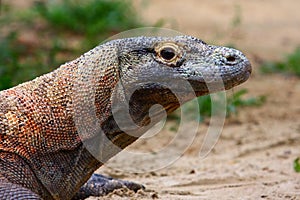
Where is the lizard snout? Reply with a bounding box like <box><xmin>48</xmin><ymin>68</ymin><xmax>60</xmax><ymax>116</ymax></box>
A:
<box><xmin>209</xmin><ymin>46</ymin><xmax>252</xmax><ymax>88</ymax></box>
<box><xmin>224</xmin><ymin>52</ymin><xmax>252</xmax><ymax>74</ymax></box>
<box><xmin>212</xmin><ymin>47</ymin><xmax>250</xmax><ymax>69</ymax></box>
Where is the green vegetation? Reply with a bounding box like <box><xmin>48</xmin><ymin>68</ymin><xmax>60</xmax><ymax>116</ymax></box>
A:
<box><xmin>226</xmin><ymin>89</ymin><xmax>266</xmax><ymax>116</ymax></box>
<box><xmin>261</xmin><ymin>47</ymin><xmax>300</xmax><ymax>77</ymax></box>
<box><xmin>294</xmin><ymin>158</ymin><xmax>300</xmax><ymax>173</ymax></box>
<box><xmin>168</xmin><ymin>89</ymin><xmax>266</xmax><ymax>123</ymax></box>
<box><xmin>0</xmin><ymin>32</ymin><xmax>24</xmax><ymax>89</ymax></box>
<box><xmin>0</xmin><ymin>0</ymin><xmax>141</xmax><ymax>90</ymax></box>
<box><xmin>33</xmin><ymin>0</ymin><xmax>140</xmax><ymax>47</ymax></box>
<box><xmin>196</xmin><ymin>89</ymin><xmax>265</xmax><ymax>121</ymax></box>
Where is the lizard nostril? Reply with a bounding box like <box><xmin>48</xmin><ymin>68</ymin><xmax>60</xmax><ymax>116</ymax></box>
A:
<box><xmin>226</xmin><ymin>55</ymin><xmax>236</xmax><ymax>63</ymax></box>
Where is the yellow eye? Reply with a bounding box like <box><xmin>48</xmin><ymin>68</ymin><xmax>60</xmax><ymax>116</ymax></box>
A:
<box><xmin>155</xmin><ymin>42</ymin><xmax>182</xmax><ymax>65</ymax></box>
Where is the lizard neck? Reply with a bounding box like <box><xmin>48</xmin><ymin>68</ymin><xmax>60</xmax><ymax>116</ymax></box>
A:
<box><xmin>0</xmin><ymin>45</ymin><xmax>121</xmax><ymax>198</ymax></box>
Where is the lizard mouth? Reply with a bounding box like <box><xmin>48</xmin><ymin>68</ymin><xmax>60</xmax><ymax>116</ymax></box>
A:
<box><xmin>190</xmin><ymin>59</ymin><xmax>252</xmax><ymax>96</ymax></box>
<box><xmin>225</xmin><ymin>60</ymin><xmax>252</xmax><ymax>88</ymax></box>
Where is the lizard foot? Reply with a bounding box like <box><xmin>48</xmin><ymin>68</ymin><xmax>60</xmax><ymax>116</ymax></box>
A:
<box><xmin>72</xmin><ymin>174</ymin><xmax>145</xmax><ymax>199</ymax></box>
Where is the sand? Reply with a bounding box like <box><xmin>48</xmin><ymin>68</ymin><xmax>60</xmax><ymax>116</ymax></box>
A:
<box><xmin>5</xmin><ymin>0</ymin><xmax>300</xmax><ymax>199</ymax></box>
<box><xmin>91</xmin><ymin>1</ymin><xmax>300</xmax><ymax>199</ymax></box>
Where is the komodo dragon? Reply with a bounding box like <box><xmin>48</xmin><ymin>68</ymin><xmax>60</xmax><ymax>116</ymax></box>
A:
<box><xmin>0</xmin><ymin>35</ymin><xmax>251</xmax><ymax>199</ymax></box>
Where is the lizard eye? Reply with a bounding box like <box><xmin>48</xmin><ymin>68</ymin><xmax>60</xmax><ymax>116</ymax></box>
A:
<box><xmin>154</xmin><ymin>42</ymin><xmax>182</xmax><ymax>66</ymax></box>
<box><xmin>159</xmin><ymin>47</ymin><xmax>176</xmax><ymax>61</ymax></box>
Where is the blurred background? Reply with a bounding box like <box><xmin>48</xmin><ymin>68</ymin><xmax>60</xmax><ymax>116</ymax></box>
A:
<box><xmin>0</xmin><ymin>0</ymin><xmax>299</xmax><ymax>199</ymax></box>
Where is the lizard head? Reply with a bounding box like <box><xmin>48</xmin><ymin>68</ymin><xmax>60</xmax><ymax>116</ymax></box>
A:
<box><xmin>115</xmin><ymin>36</ymin><xmax>251</xmax><ymax>107</ymax></box>
<box><xmin>77</xmin><ymin>36</ymin><xmax>252</xmax><ymax>154</ymax></box>
<box><xmin>73</xmin><ymin>36</ymin><xmax>252</xmax><ymax>158</ymax></box>
<box><xmin>105</xmin><ymin>36</ymin><xmax>252</xmax><ymax>130</ymax></box>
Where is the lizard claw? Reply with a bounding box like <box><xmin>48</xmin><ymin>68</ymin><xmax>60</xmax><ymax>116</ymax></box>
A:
<box><xmin>72</xmin><ymin>174</ymin><xmax>145</xmax><ymax>199</ymax></box>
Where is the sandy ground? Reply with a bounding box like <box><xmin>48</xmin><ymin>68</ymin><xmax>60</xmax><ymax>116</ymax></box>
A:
<box><xmin>4</xmin><ymin>0</ymin><xmax>300</xmax><ymax>199</ymax></box>
<box><xmin>89</xmin><ymin>1</ymin><xmax>300</xmax><ymax>199</ymax></box>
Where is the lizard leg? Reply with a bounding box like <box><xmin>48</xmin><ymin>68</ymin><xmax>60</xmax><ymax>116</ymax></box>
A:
<box><xmin>0</xmin><ymin>178</ymin><xmax>41</xmax><ymax>200</ymax></box>
<box><xmin>72</xmin><ymin>174</ymin><xmax>145</xmax><ymax>199</ymax></box>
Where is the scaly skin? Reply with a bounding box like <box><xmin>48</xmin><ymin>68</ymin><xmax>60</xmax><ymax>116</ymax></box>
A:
<box><xmin>0</xmin><ymin>36</ymin><xmax>251</xmax><ymax>199</ymax></box>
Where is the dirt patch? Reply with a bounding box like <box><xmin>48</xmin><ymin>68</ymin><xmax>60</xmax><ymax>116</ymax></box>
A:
<box><xmin>95</xmin><ymin>74</ymin><xmax>300</xmax><ymax>200</ymax></box>
<box><xmin>5</xmin><ymin>1</ymin><xmax>300</xmax><ymax>199</ymax></box>
<box><xmin>93</xmin><ymin>1</ymin><xmax>300</xmax><ymax>199</ymax></box>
